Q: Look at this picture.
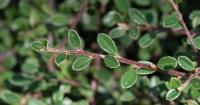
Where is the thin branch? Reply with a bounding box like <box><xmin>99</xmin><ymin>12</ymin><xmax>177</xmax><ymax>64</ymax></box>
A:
<box><xmin>178</xmin><ymin>68</ymin><xmax>200</xmax><ymax>91</ymax></box>
<box><xmin>43</xmin><ymin>47</ymin><xmax>186</xmax><ymax>77</ymax></box>
<box><xmin>47</xmin><ymin>0</ymin><xmax>89</xmax><ymax>71</ymax></box>
<box><xmin>168</xmin><ymin>0</ymin><xmax>200</xmax><ymax>65</ymax></box>
<box><xmin>168</xmin><ymin>0</ymin><xmax>200</xmax><ymax>88</ymax></box>
<box><xmin>68</xmin><ymin>0</ymin><xmax>89</xmax><ymax>28</ymax></box>
<box><xmin>117</xmin><ymin>23</ymin><xmax>197</xmax><ymax>36</ymax></box>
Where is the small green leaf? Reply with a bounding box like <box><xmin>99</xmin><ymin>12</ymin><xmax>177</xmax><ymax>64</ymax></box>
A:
<box><xmin>191</xmin><ymin>78</ymin><xmax>200</xmax><ymax>89</ymax></box>
<box><xmin>109</xmin><ymin>27</ymin><xmax>126</xmax><ymax>39</ymax></box>
<box><xmin>0</xmin><ymin>0</ymin><xmax>10</xmax><ymax>9</ymax></box>
<box><xmin>191</xmin><ymin>17</ymin><xmax>200</xmax><ymax>28</ymax></box>
<box><xmin>166</xmin><ymin>77</ymin><xmax>181</xmax><ymax>89</ymax></box>
<box><xmin>68</xmin><ymin>29</ymin><xmax>81</xmax><ymax>49</ymax></box>
<box><xmin>27</xmin><ymin>98</ymin><xmax>46</xmax><ymax>105</ymax></box>
<box><xmin>103</xmin><ymin>55</ymin><xmax>120</xmax><ymax>68</ymax></box>
<box><xmin>138</xmin><ymin>33</ymin><xmax>155</xmax><ymax>48</ymax></box>
<box><xmin>55</xmin><ymin>54</ymin><xmax>66</xmax><ymax>65</ymax></box>
<box><xmin>113</xmin><ymin>0</ymin><xmax>130</xmax><ymax>13</ymax></box>
<box><xmin>48</xmin><ymin>14</ymin><xmax>69</xmax><ymax>26</ymax></box>
<box><xmin>162</xmin><ymin>15</ymin><xmax>179</xmax><ymax>28</ymax></box>
<box><xmin>97</xmin><ymin>33</ymin><xmax>117</xmax><ymax>55</ymax></box>
<box><xmin>72</xmin><ymin>56</ymin><xmax>91</xmax><ymax>71</ymax></box>
<box><xmin>157</xmin><ymin>56</ymin><xmax>177</xmax><ymax>70</ymax></box>
<box><xmin>40</xmin><ymin>38</ymin><xmax>48</xmax><ymax>48</ymax></box>
<box><xmin>166</xmin><ymin>89</ymin><xmax>181</xmax><ymax>101</ymax></box>
<box><xmin>120</xmin><ymin>91</ymin><xmax>135</xmax><ymax>102</ymax></box>
<box><xmin>178</xmin><ymin>56</ymin><xmax>195</xmax><ymax>71</ymax></box>
<box><xmin>128</xmin><ymin>8</ymin><xmax>147</xmax><ymax>25</ymax></box>
<box><xmin>136</xmin><ymin>61</ymin><xmax>155</xmax><ymax>75</ymax></box>
<box><xmin>31</xmin><ymin>41</ymin><xmax>44</xmax><ymax>52</ymax></box>
<box><xmin>194</xmin><ymin>36</ymin><xmax>200</xmax><ymax>49</ymax></box>
<box><xmin>0</xmin><ymin>90</ymin><xmax>22</xmax><ymax>105</ymax></box>
<box><xmin>128</xmin><ymin>27</ymin><xmax>140</xmax><ymax>40</ymax></box>
<box><xmin>121</xmin><ymin>67</ymin><xmax>137</xmax><ymax>89</ymax></box>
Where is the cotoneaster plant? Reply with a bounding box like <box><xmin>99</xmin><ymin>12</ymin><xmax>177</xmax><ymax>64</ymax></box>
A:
<box><xmin>32</xmin><ymin>0</ymin><xmax>200</xmax><ymax>103</ymax></box>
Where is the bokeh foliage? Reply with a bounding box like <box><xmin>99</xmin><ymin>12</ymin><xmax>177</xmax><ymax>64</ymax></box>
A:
<box><xmin>0</xmin><ymin>0</ymin><xmax>200</xmax><ymax>105</ymax></box>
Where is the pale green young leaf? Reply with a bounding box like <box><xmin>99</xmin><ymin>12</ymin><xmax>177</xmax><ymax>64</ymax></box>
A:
<box><xmin>166</xmin><ymin>77</ymin><xmax>181</xmax><ymax>89</ymax></box>
<box><xmin>97</xmin><ymin>33</ymin><xmax>117</xmax><ymax>55</ymax></box>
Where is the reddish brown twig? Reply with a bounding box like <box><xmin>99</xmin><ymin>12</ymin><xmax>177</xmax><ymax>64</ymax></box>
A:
<box><xmin>168</xmin><ymin>0</ymin><xmax>200</xmax><ymax>91</ymax></box>
<box><xmin>43</xmin><ymin>47</ymin><xmax>186</xmax><ymax>77</ymax></box>
<box><xmin>168</xmin><ymin>0</ymin><xmax>200</xmax><ymax>65</ymax></box>
<box><xmin>47</xmin><ymin>0</ymin><xmax>89</xmax><ymax>71</ymax></box>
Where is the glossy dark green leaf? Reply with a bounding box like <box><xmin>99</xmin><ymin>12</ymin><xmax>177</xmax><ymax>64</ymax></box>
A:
<box><xmin>138</xmin><ymin>33</ymin><xmax>155</xmax><ymax>48</ymax></box>
<box><xmin>31</xmin><ymin>41</ymin><xmax>44</xmax><ymax>52</ymax></box>
<box><xmin>72</xmin><ymin>56</ymin><xmax>91</xmax><ymax>71</ymax></box>
<box><xmin>103</xmin><ymin>55</ymin><xmax>120</xmax><ymax>68</ymax></box>
<box><xmin>157</xmin><ymin>56</ymin><xmax>177</xmax><ymax>70</ymax></box>
<box><xmin>109</xmin><ymin>27</ymin><xmax>126</xmax><ymax>39</ymax></box>
<box><xmin>136</xmin><ymin>61</ymin><xmax>155</xmax><ymax>75</ymax></box>
<box><xmin>103</xmin><ymin>11</ymin><xmax>122</xmax><ymax>27</ymax></box>
<box><xmin>128</xmin><ymin>8</ymin><xmax>147</xmax><ymax>25</ymax></box>
<box><xmin>121</xmin><ymin>67</ymin><xmax>137</xmax><ymax>89</ymax></box>
<box><xmin>191</xmin><ymin>78</ymin><xmax>200</xmax><ymax>89</ymax></box>
<box><xmin>97</xmin><ymin>33</ymin><xmax>117</xmax><ymax>55</ymax></box>
<box><xmin>166</xmin><ymin>77</ymin><xmax>181</xmax><ymax>89</ymax></box>
<box><xmin>194</xmin><ymin>36</ymin><xmax>200</xmax><ymax>49</ymax></box>
<box><xmin>178</xmin><ymin>56</ymin><xmax>195</xmax><ymax>71</ymax></box>
<box><xmin>166</xmin><ymin>89</ymin><xmax>181</xmax><ymax>101</ymax></box>
<box><xmin>128</xmin><ymin>27</ymin><xmax>140</xmax><ymax>40</ymax></box>
<box><xmin>68</xmin><ymin>29</ymin><xmax>81</xmax><ymax>49</ymax></box>
<box><xmin>113</xmin><ymin>0</ymin><xmax>130</xmax><ymax>13</ymax></box>
<box><xmin>55</xmin><ymin>53</ymin><xmax>66</xmax><ymax>65</ymax></box>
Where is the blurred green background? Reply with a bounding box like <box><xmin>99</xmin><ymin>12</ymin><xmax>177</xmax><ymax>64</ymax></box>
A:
<box><xmin>0</xmin><ymin>0</ymin><xmax>200</xmax><ymax>105</ymax></box>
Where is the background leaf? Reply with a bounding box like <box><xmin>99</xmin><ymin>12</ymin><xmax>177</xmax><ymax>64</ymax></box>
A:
<box><xmin>128</xmin><ymin>8</ymin><xmax>147</xmax><ymax>25</ymax></box>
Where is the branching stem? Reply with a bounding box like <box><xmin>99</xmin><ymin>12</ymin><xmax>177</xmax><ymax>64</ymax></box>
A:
<box><xmin>43</xmin><ymin>47</ymin><xmax>186</xmax><ymax>77</ymax></box>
